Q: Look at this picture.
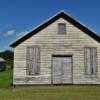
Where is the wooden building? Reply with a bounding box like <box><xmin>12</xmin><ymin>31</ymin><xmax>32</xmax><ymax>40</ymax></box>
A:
<box><xmin>10</xmin><ymin>11</ymin><xmax>100</xmax><ymax>85</ymax></box>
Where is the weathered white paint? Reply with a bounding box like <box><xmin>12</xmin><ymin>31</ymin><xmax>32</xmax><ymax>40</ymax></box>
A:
<box><xmin>13</xmin><ymin>17</ymin><xmax>100</xmax><ymax>85</ymax></box>
<box><xmin>52</xmin><ymin>56</ymin><xmax>72</xmax><ymax>84</ymax></box>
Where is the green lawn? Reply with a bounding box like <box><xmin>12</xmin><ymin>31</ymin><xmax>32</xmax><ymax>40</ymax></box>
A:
<box><xmin>0</xmin><ymin>86</ymin><xmax>100</xmax><ymax>100</ymax></box>
<box><xmin>0</xmin><ymin>65</ymin><xmax>100</xmax><ymax>100</ymax></box>
<box><xmin>0</xmin><ymin>64</ymin><xmax>13</xmax><ymax>88</ymax></box>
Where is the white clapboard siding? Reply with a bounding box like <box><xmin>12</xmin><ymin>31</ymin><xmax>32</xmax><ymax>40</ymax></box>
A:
<box><xmin>13</xmin><ymin>17</ymin><xmax>100</xmax><ymax>85</ymax></box>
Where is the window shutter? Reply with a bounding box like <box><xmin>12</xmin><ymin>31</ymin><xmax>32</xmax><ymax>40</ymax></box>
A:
<box><xmin>26</xmin><ymin>46</ymin><xmax>40</xmax><ymax>75</ymax></box>
<box><xmin>58</xmin><ymin>23</ymin><xmax>66</xmax><ymax>34</ymax></box>
<box><xmin>91</xmin><ymin>48</ymin><xmax>97</xmax><ymax>74</ymax></box>
<box><xmin>85</xmin><ymin>48</ymin><xmax>91</xmax><ymax>75</ymax></box>
<box><xmin>84</xmin><ymin>47</ymin><xmax>97</xmax><ymax>75</ymax></box>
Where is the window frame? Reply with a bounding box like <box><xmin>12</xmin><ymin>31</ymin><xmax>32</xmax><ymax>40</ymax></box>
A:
<box><xmin>58</xmin><ymin>23</ymin><xmax>66</xmax><ymax>35</ymax></box>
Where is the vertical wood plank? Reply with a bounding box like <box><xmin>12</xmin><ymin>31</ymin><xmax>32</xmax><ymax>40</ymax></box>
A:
<box><xmin>91</xmin><ymin>48</ymin><xmax>97</xmax><ymax>74</ymax></box>
<box><xmin>26</xmin><ymin>46</ymin><xmax>40</xmax><ymax>75</ymax></box>
<box><xmin>62</xmin><ymin>57</ymin><xmax>72</xmax><ymax>83</ymax></box>
<box><xmin>84</xmin><ymin>47</ymin><xmax>97</xmax><ymax>75</ymax></box>
<box><xmin>85</xmin><ymin>48</ymin><xmax>91</xmax><ymax>75</ymax></box>
<box><xmin>52</xmin><ymin>57</ymin><xmax>62</xmax><ymax>84</ymax></box>
<box><xmin>52</xmin><ymin>56</ymin><xmax>72</xmax><ymax>84</ymax></box>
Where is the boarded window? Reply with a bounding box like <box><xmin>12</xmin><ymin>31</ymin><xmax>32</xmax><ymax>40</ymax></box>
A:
<box><xmin>26</xmin><ymin>46</ymin><xmax>40</xmax><ymax>75</ymax></box>
<box><xmin>58</xmin><ymin>23</ymin><xmax>66</xmax><ymax>34</ymax></box>
<box><xmin>84</xmin><ymin>47</ymin><xmax>97</xmax><ymax>75</ymax></box>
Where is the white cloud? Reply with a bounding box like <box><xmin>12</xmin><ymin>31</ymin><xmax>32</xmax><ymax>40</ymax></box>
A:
<box><xmin>4</xmin><ymin>30</ymin><xmax>15</xmax><ymax>37</ymax></box>
<box><xmin>0</xmin><ymin>49</ymin><xmax>5</xmax><ymax>52</ymax></box>
<box><xmin>16</xmin><ymin>31</ymin><xmax>29</xmax><ymax>37</ymax></box>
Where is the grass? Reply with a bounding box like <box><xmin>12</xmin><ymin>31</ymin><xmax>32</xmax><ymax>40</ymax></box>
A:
<box><xmin>0</xmin><ymin>64</ymin><xmax>100</xmax><ymax>100</ymax></box>
<box><xmin>0</xmin><ymin>64</ymin><xmax>13</xmax><ymax>88</ymax></box>
<box><xmin>0</xmin><ymin>86</ymin><xmax>100</xmax><ymax>100</ymax></box>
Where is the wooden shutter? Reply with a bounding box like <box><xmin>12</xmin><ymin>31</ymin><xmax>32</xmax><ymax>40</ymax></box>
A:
<box><xmin>91</xmin><ymin>48</ymin><xmax>97</xmax><ymax>74</ymax></box>
<box><xmin>26</xmin><ymin>46</ymin><xmax>40</xmax><ymax>75</ymax></box>
<box><xmin>84</xmin><ymin>47</ymin><xmax>97</xmax><ymax>75</ymax></box>
<box><xmin>58</xmin><ymin>23</ymin><xmax>66</xmax><ymax>34</ymax></box>
<box><xmin>85</xmin><ymin>48</ymin><xmax>91</xmax><ymax>75</ymax></box>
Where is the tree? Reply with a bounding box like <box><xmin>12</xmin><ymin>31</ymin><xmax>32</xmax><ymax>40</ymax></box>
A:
<box><xmin>0</xmin><ymin>50</ymin><xmax>14</xmax><ymax>61</ymax></box>
<box><xmin>0</xmin><ymin>50</ymin><xmax>14</xmax><ymax>69</ymax></box>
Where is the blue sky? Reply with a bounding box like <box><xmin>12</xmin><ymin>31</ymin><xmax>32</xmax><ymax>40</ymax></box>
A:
<box><xmin>0</xmin><ymin>0</ymin><xmax>100</xmax><ymax>51</ymax></box>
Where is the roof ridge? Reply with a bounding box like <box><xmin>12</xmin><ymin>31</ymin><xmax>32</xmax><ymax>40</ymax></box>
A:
<box><xmin>10</xmin><ymin>11</ymin><xmax>100</xmax><ymax>47</ymax></box>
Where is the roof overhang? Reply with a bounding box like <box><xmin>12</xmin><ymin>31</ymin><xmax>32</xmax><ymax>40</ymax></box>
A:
<box><xmin>10</xmin><ymin>11</ymin><xmax>100</xmax><ymax>48</ymax></box>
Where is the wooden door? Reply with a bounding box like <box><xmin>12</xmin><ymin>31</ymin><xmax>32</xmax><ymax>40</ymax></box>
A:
<box><xmin>62</xmin><ymin>57</ymin><xmax>73</xmax><ymax>84</ymax></box>
<box><xmin>52</xmin><ymin>56</ymin><xmax>73</xmax><ymax>84</ymax></box>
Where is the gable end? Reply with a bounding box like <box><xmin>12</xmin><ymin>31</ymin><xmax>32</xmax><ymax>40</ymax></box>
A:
<box><xmin>10</xmin><ymin>11</ymin><xmax>100</xmax><ymax>47</ymax></box>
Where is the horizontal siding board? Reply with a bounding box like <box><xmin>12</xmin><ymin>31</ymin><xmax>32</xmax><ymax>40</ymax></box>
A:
<box><xmin>14</xmin><ymin>18</ymin><xmax>100</xmax><ymax>85</ymax></box>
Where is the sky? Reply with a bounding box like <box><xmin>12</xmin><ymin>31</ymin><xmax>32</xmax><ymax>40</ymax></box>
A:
<box><xmin>0</xmin><ymin>0</ymin><xmax>100</xmax><ymax>51</ymax></box>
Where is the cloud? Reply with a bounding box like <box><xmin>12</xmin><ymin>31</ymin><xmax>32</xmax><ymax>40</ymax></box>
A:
<box><xmin>4</xmin><ymin>30</ymin><xmax>15</xmax><ymax>37</ymax></box>
<box><xmin>16</xmin><ymin>31</ymin><xmax>29</xmax><ymax>37</ymax></box>
<box><xmin>0</xmin><ymin>49</ymin><xmax>5</xmax><ymax>52</ymax></box>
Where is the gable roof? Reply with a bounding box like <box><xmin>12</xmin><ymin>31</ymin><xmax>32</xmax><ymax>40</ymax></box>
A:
<box><xmin>10</xmin><ymin>11</ymin><xmax>100</xmax><ymax>48</ymax></box>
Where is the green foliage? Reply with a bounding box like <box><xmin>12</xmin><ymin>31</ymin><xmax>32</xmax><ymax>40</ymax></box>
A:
<box><xmin>0</xmin><ymin>50</ymin><xmax>14</xmax><ymax>69</ymax></box>
<box><xmin>0</xmin><ymin>50</ymin><xmax>14</xmax><ymax>61</ymax></box>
